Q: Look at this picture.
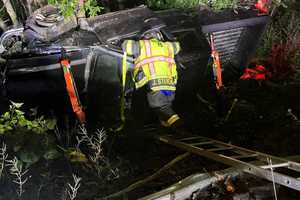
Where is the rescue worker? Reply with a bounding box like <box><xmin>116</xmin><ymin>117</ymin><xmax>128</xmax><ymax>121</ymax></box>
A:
<box><xmin>122</xmin><ymin>27</ymin><xmax>183</xmax><ymax>131</ymax></box>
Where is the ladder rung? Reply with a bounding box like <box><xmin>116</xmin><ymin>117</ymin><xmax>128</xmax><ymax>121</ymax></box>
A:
<box><xmin>259</xmin><ymin>160</ymin><xmax>300</xmax><ymax>172</ymax></box>
<box><xmin>261</xmin><ymin>162</ymin><xmax>289</xmax><ymax>169</ymax></box>
<box><xmin>190</xmin><ymin>141</ymin><xmax>215</xmax><ymax>146</ymax></box>
<box><xmin>207</xmin><ymin>147</ymin><xmax>234</xmax><ymax>152</ymax></box>
<box><xmin>232</xmin><ymin>154</ymin><xmax>258</xmax><ymax>159</ymax></box>
<box><xmin>179</xmin><ymin>136</ymin><xmax>207</xmax><ymax>141</ymax></box>
<box><xmin>288</xmin><ymin>162</ymin><xmax>300</xmax><ymax>172</ymax></box>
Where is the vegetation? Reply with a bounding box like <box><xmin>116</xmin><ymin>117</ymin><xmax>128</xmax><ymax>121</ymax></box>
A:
<box><xmin>47</xmin><ymin>0</ymin><xmax>104</xmax><ymax>17</ymax></box>
<box><xmin>47</xmin><ymin>0</ymin><xmax>79</xmax><ymax>17</ymax></box>
<box><xmin>256</xmin><ymin>1</ymin><xmax>300</xmax><ymax>81</ymax></box>
<box><xmin>0</xmin><ymin>101</ymin><xmax>58</xmax><ymax>167</ymax></box>
<box><xmin>146</xmin><ymin>0</ymin><xmax>236</xmax><ymax>10</ymax></box>
<box><xmin>0</xmin><ymin>102</ymin><xmax>56</xmax><ymax>134</ymax></box>
<box><xmin>84</xmin><ymin>0</ymin><xmax>104</xmax><ymax>17</ymax></box>
<box><xmin>0</xmin><ymin>101</ymin><xmax>112</xmax><ymax>199</ymax></box>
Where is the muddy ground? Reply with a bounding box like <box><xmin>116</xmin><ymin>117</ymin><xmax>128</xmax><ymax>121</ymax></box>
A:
<box><xmin>1</xmin><ymin>80</ymin><xmax>300</xmax><ymax>200</ymax></box>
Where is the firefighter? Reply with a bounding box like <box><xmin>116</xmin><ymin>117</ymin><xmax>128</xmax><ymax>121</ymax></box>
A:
<box><xmin>122</xmin><ymin>27</ymin><xmax>184</xmax><ymax>132</ymax></box>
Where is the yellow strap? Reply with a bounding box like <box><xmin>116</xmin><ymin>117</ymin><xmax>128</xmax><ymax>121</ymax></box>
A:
<box><xmin>175</xmin><ymin>42</ymin><xmax>180</xmax><ymax>54</ymax></box>
<box><xmin>161</xmin><ymin>114</ymin><xmax>180</xmax><ymax>127</ymax></box>
<box><xmin>115</xmin><ymin>52</ymin><xmax>127</xmax><ymax>132</ymax></box>
<box><xmin>126</xmin><ymin>40</ymin><xmax>133</xmax><ymax>56</ymax></box>
<box><xmin>167</xmin><ymin>114</ymin><xmax>180</xmax><ymax>126</ymax></box>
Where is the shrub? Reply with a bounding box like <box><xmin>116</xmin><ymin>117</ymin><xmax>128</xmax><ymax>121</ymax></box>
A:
<box><xmin>0</xmin><ymin>101</ymin><xmax>59</xmax><ymax>167</ymax></box>
<box><xmin>256</xmin><ymin>8</ymin><xmax>300</xmax><ymax>81</ymax></box>
<box><xmin>47</xmin><ymin>0</ymin><xmax>103</xmax><ymax>17</ymax></box>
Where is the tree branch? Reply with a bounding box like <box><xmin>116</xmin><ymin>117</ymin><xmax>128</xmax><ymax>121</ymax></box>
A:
<box><xmin>0</xmin><ymin>19</ymin><xmax>7</xmax><ymax>31</ymax></box>
<box><xmin>102</xmin><ymin>152</ymin><xmax>191</xmax><ymax>200</ymax></box>
<box><xmin>1</xmin><ymin>0</ymin><xmax>18</xmax><ymax>26</ymax></box>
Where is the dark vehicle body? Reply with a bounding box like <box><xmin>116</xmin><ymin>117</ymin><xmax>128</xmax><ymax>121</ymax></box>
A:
<box><xmin>0</xmin><ymin>6</ymin><xmax>269</xmax><ymax>128</ymax></box>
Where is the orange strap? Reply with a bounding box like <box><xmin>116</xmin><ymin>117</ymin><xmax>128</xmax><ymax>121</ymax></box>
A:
<box><xmin>212</xmin><ymin>50</ymin><xmax>223</xmax><ymax>90</ymax></box>
<box><xmin>60</xmin><ymin>60</ymin><xmax>86</xmax><ymax>124</ymax></box>
<box><xmin>210</xmin><ymin>35</ymin><xmax>223</xmax><ymax>90</ymax></box>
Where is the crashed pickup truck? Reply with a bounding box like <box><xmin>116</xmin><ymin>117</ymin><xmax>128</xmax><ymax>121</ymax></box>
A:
<box><xmin>0</xmin><ymin>5</ymin><xmax>269</xmax><ymax>128</ymax></box>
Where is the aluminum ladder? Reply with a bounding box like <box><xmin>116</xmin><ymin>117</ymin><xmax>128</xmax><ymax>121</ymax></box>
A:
<box><xmin>156</xmin><ymin>134</ymin><xmax>300</xmax><ymax>191</ymax></box>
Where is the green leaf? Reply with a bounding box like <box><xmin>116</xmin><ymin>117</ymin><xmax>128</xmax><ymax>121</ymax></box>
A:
<box><xmin>84</xmin><ymin>0</ymin><xmax>103</xmax><ymax>17</ymax></box>
<box><xmin>10</xmin><ymin>119</ymin><xmax>17</xmax><ymax>126</ymax></box>
<box><xmin>26</xmin><ymin>123</ymin><xmax>32</xmax><ymax>130</ymax></box>
<box><xmin>18</xmin><ymin>118</ymin><xmax>27</xmax><ymax>127</ymax></box>
<box><xmin>4</xmin><ymin>125</ymin><xmax>12</xmax><ymax>131</ymax></box>
<box><xmin>43</xmin><ymin>149</ymin><xmax>60</xmax><ymax>160</ymax></box>
<box><xmin>19</xmin><ymin>151</ymin><xmax>39</xmax><ymax>165</ymax></box>
<box><xmin>32</xmin><ymin>127</ymin><xmax>43</xmax><ymax>134</ymax></box>
<box><xmin>65</xmin><ymin>148</ymin><xmax>88</xmax><ymax>163</ymax></box>
<box><xmin>15</xmin><ymin>109</ymin><xmax>24</xmax><ymax>116</ymax></box>
<box><xmin>2</xmin><ymin>112</ymin><xmax>10</xmax><ymax>120</ymax></box>
<box><xmin>31</xmin><ymin>121</ymin><xmax>39</xmax><ymax>128</ymax></box>
<box><xmin>10</xmin><ymin>101</ymin><xmax>24</xmax><ymax>109</ymax></box>
<box><xmin>46</xmin><ymin>119</ymin><xmax>57</xmax><ymax>130</ymax></box>
<box><xmin>0</xmin><ymin>127</ymin><xmax>5</xmax><ymax>134</ymax></box>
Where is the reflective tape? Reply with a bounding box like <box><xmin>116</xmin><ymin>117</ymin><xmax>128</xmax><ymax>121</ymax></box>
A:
<box><xmin>161</xmin><ymin>114</ymin><xmax>180</xmax><ymax>127</ymax></box>
<box><xmin>144</xmin><ymin>40</ymin><xmax>156</xmax><ymax>76</ymax></box>
<box><xmin>167</xmin><ymin>114</ymin><xmax>180</xmax><ymax>126</ymax></box>
<box><xmin>135</xmin><ymin>56</ymin><xmax>175</xmax><ymax>68</ymax></box>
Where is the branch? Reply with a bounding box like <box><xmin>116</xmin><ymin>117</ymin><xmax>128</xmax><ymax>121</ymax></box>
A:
<box><xmin>0</xmin><ymin>18</ymin><xmax>7</xmax><ymax>31</ymax></box>
<box><xmin>67</xmin><ymin>174</ymin><xmax>82</xmax><ymax>200</ymax></box>
<box><xmin>0</xmin><ymin>142</ymin><xmax>8</xmax><ymax>178</ymax></box>
<box><xmin>77</xmin><ymin>0</ymin><xmax>85</xmax><ymax>18</ymax></box>
<box><xmin>1</xmin><ymin>0</ymin><xmax>18</xmax><ymax>26</ymax></box>
<box><xmin>101</xmin><ymin>152</ymin><xmax>191</xmax><ymax>200</ymax></box>
<box><xmin>26</xmin><ymin>0</ymin><xmax>33</xmax><ymax>15</ymax></box>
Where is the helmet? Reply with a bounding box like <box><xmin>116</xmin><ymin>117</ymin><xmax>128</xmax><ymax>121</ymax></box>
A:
<box><xmin>140</xmin><ymin>17</ymin><xmax>164</xmax><ymax>40</ymax></box>
<box><xmin>35</xmin><ymin>5</ymin><xmax>63</xmax><ymax>27</ymax></box>
<box><xmin>141</xmin><ymin>29</ymin><xmax>163</xmax><ymax>40</ymax></box>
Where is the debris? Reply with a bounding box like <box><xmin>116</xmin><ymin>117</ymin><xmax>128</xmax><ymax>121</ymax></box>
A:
<box><xmin>196</xmin><ymin>93</ymin><xmax>215</xmax><ymax>112</ymax></box>
<box><xmin>249</xmin><ymin>184</ymin><xmax>280</xmax><ymax>199</ymax></box>
<box><xmin>287</xmin><ymin>108</ymin><xmax>299</xmax><ymax>121</ymax></box>
<box><xmin>101</xmin><ymin>152</ymin><xmax>190</xmax><ymax>200</ymax></box>
<box><xmin>255</xmin><ymin>0</ymin><xmax>269</xmax><ymax>14</ymax></box>
<box><xmin>232</xmin><ymin>192</ymin><xmax>250</xmax><ymax>200</ymax></box>
<box><xmin>213</xmin><ymin>172</ymin><xmax>225</xmax><ymax>182</ymax></box>
<box><xmin>224</xmin><ymin>98</ymin><xmax>239</xmax><ymax>122</ymax></box>
<box><xmin>224</xmin><ymin>176</ymin><xmax>235</xmax><ymax>193</ymax></box>
<box><xmin>240</xmin><ymin>65</ymin><xmax>268</xmax><ymax>81</ymax></box>
<box><xmin>64</xmin><ymin>148</ymin><xmax>88</xmax><ymax>163</ymax></box>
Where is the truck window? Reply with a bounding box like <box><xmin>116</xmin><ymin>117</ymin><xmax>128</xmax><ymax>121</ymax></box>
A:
<box><xmin>171</xmin><ymin>29</ymin><xmax>210</xmax><ymax>64</ymax></box>
<box><xmin>172</xmin><ymin>29</ymin><xmax>204</xmax><ymax>54</ymax></box>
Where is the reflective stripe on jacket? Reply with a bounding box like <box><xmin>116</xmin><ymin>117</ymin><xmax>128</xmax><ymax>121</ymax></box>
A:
<box><xmin>123</xmin><ymin>39</ymin><xmax>180</xmax><ymax>91</ymax></box>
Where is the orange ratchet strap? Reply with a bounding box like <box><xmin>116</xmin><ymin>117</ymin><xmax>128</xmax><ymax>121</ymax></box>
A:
<box><xmin>60</xmin><ymin>59</ymin><xmax>86</xmax><ymax>124</ymax></box>
<box><xmin>210</xmin><ymin>34</ymin><xmax>223</xmax><ymax>90</ymax></box>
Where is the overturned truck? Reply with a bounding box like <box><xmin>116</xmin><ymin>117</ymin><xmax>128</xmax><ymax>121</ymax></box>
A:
<box><xmin>0</xmin><ymin>6</ymin><xmax>269</xmax><ymax>129</ymax></box>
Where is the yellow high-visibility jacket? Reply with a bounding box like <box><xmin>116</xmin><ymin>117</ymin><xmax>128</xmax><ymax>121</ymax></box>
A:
<box><xmin>123</xmin><ymin>39</ymin><xmax>180</xmax><ymax>91</ymax></box>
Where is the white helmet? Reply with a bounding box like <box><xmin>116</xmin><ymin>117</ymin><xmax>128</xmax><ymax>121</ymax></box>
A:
<box><xmin>141</xmin><ymin>28</ymin><xmax>163</xmax><ymax>40</ymax></box>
